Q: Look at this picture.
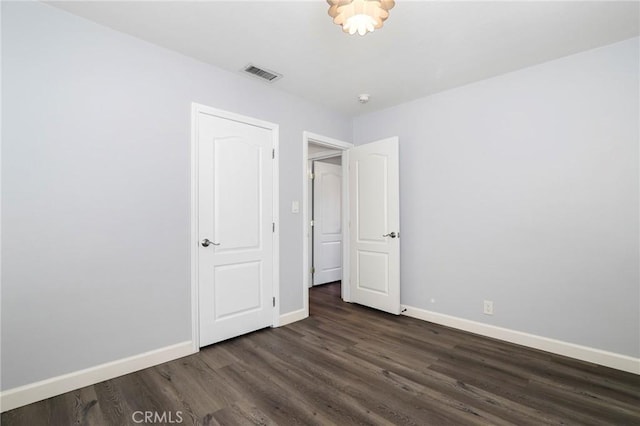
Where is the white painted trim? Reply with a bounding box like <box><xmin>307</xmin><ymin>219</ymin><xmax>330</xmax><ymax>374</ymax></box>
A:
<box><xmin>308</xmin><ymin>150</ymin><xmax>342</xmax><ymax>161</ymax></box>
<box><xmin>305</xmin><ymin>131</ymin><xmax>353</xmax><ymax>150</ymax></box>
<box><xmin>0</xmin><ymin>341</ymin><xmax>194</xmax><ymax>413</ymax></box>
<box><xmin>190</xmin><ymin>103</ymin><xmax>200</xmax><ymax>354</ymax></box>
<box><xmin>190</xmin><ymin>103</ymin><xmax>280</xmax><ymax>343</ymax></box>
<box><xmin>279</xmin><ymin>308</ymin><xmax>308</xmax><ymax>327</ymax></box>
<box><xmin>302</xmin><ymin>138</ymin><xmax>309</xmax><ymax>316</ymax></box>
<box><xmin>307</xmin><ymin>158</ymin><xmax>314</xmax><ymax>290</ymax></box>
<box><xmin>302</xmin><ymin>132</ymin><xmax>353</xmax><ymax>317</ymax></box>
<box><xmin>402</xmin><ymin>305</ymin><xmax>640</xmax><ymax>375</ymax></box>
<box><xmin>340</xmin><ymin>150</ymin><xmax>351</xmax><ymax>302</ymax></box>
<box><xmin>271</xmin><ymin>126</ymin><xmax>281</xmax><ymax>327</ymax></box>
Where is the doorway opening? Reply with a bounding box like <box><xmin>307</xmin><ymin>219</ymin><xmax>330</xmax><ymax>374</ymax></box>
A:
<box><xmin>310</xmin><ymin>152</ymin><xmax>342</xmax><ymax>287</ymax></box>
<box><xmin>302</xmin><ymin>132</ymin><xmax>353</xmax><ymax>318</ymax></box>
<box><xmin>309</xmin><ymin>280</ymin><xmax>342</xmax><ymax>313</ymax></box>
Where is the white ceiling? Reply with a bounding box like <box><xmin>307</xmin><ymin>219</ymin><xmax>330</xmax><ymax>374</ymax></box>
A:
<box><xmin>48</xmin><ymin>1</ymin><xmax>639</xmax><ymax>117</ymax></box>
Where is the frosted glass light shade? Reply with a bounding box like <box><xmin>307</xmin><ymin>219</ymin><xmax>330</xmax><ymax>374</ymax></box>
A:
<box><xmin>327</xmin><ymin>0</ymin><xmax>395</xmax><ymax>36</ymax></box>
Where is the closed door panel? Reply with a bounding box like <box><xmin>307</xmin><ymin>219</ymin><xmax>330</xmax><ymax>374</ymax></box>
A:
<box><xmin>214</xmin><ymin>138</ymin><xmax>261</xmax><ymax>251</ymax></box>
<box><xmin>313</xmin><ymin>161</ymin><xmax>342</xmax><ymax>285</ymax></box>
<box><xmin>214</xmin><ymin>261</ymin><xmax>262</xmax><ymax>319</ymax></box>
<box><xmin>349</xmin><ymin>138</ymin><xmax>400</xmax><ymax>314</ymax></box>
<box><xmin>197</xmin><ymin>111</ymin><xmax>274</xmax><ymax>347</ymax></box>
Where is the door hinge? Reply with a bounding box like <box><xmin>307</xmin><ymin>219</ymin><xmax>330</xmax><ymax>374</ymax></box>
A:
<box><xmin>309</xmin><ymin>172</ymin><xmax>315</xmax><ymax>180</ymax></box>
<box><xmin>310</xmin><ymin>267</ymin><xmax>315</xmax><ymax>274</ymax></box>
<box><xmin>272</xmin><ymin>222</ymin><xmax>275</xmax><ymax>233</ymax></box>
<box><xmin>272</xmin><ymin>297</ymin><xmax>276</xmax><ymax>307</ymax></box>
<box><xmin>272</xmin><ymin>148</ymin><xmax>275</xmax><ymax>159</ymax></box>
<box><xmin>310</xmin><ymin>220</ymin><xmax>314</xmax><ymax>227</ymax></box>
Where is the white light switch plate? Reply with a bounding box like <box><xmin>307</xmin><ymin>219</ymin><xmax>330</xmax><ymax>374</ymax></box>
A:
<box><xmin>291</xmin><ymin>201</ymin><xmax>299</xmax><ymax>213</ymax></box>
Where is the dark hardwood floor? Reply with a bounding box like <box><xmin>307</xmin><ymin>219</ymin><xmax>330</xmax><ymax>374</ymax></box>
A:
<box><xmin>3</xmin><ymin>282</ymin><xmax>639</xmax><ymax>425</ymax></box>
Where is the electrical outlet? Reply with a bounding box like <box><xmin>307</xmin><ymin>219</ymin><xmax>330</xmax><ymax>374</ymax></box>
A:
<box><xmin>483</xmin><ymin>300</ymin><xmax>494</xmax><ymax>315</ymax></box>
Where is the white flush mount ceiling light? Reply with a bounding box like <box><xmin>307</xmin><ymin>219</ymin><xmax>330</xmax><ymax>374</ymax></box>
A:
<box><xmin>327</xmin><ymin>0</ymin><xmax>395</xmax><ymax>36</ymax></box>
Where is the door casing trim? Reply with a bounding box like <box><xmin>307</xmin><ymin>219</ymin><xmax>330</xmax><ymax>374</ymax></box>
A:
<box><xmin>191</xmin><ymin>103</ymin><xmax>280</xmax><ymax>351</ymax></box>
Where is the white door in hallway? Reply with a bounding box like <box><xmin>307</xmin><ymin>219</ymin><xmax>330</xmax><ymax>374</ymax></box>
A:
<box><xmin>313</xmin><ymin>161</ymin><xmax>343</xmax><ymax>285</ymax></box>
<box><xmin>349</xmin><ymin>137</ymin><xmax>400</xmax><ymax>314</ymax></box>
<box><xmin>196</xmin><ymin>108</ymin><xmax>276</xmax><ymax>347</ymax></box>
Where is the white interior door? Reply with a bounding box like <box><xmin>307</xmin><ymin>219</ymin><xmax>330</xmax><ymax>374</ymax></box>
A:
<box><xmin>313</xmin><ymin>161</ymin><xmax>343</xmax><ymax>285</ymax></box>
<box><xmin>349</xmin><ymin>137</ymin><xmax>400</xmax><ymax>314</ymax></box>
<box><xmin>197</xmin><ymin>111</ymin><xmax>274</xmax><ymax>347</ymax></box>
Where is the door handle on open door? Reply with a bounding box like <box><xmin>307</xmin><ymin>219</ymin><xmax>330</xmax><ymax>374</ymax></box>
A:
<box><xmin>201</xmin><ymin>238</ymin><xmax>220</xmax><ymax>247</ymax></box>
<box><xmin>383</xmin><ymin>232</ymin><xmax>397</xmax><ymax>238</ymax></box>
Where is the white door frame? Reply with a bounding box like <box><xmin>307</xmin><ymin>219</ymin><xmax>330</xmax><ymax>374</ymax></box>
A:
<box><xmin>302</xmin><ymin>131</ymin><xmax>353</xmax><ymax>318</ymax></box>
<box><xmin>191</xmin><ymin>103</ymin><xmax>280</xmax><ymax>352</ymax></box>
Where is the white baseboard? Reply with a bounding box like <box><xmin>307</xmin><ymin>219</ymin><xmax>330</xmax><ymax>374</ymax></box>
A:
<box><xmin>401</xmin><ymin>305</ymin><xmax>640</xmax><ymax>375</ymax></box>
<box><xmin>279</xmin><ymin>308</ymin><xmax>308</xmax><ymax>327</ymax></box>
<box><xmin>1</xmin><ymin>341</ymin><xmax>195</xmax><ymax>413</ymax></box>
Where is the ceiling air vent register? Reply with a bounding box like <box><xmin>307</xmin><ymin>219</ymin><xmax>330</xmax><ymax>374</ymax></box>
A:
<box><xmin>243</xmin><ymin>64</ymin><xmax>282</xmax><ymax>83</ymax></box>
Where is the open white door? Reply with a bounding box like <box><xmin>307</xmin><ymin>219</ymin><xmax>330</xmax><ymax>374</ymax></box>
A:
<box><xmin>196</xmin><ymin>109</ymin><xmax>276</xmax><ymax>347</ymax></box>
<box><xmin>313</xmin><ymin>161</ymin><xmax>343</xmax><ymax>285</ymax></box>
<box><xmin>349</xmin><ymin>137</ymin><xmax>400</xmax><ymax>314</ymax></box>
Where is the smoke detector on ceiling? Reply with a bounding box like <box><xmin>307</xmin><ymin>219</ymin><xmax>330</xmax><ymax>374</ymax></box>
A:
<box><xmin>358</xmin><ymin>94</ymin><xmax>370</xmax><ymax>104</ymax></box>
<box><xmin>242</xmin><ymin>64</ymin><xmax>283</xmax><ymax>83</ymax></box>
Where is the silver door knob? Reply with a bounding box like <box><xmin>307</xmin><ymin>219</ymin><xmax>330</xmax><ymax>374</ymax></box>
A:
<box><xmin>382</xmin><ymin>232</ymin><xmax>397</xmax><ymax>238</ymax></box>
<box><xmin>201</xmin><ymin>238</ymin><xmax>220</xmax><ymax>247</ymax></box>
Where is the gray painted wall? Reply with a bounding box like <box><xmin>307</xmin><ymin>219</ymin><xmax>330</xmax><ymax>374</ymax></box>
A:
<box><xmin>1</xmin><ymin>2</ymin><xmax>350</xmax><ymax>390</ymax></box>
<box><xmin>353</xmin><ymin>37</ymin><xmax>639</xmax><ymax>357</ymax></box>
<box><xmin>2</xmin><ymin>0</ymin><xmax>637</xmax><ymax>395</ymax></box>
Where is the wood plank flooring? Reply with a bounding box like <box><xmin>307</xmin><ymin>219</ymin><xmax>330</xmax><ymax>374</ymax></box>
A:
<box><xmin>3</xmin><ymin>282</ymin><xmax>639</xmax><ymax>425</ymax></box>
